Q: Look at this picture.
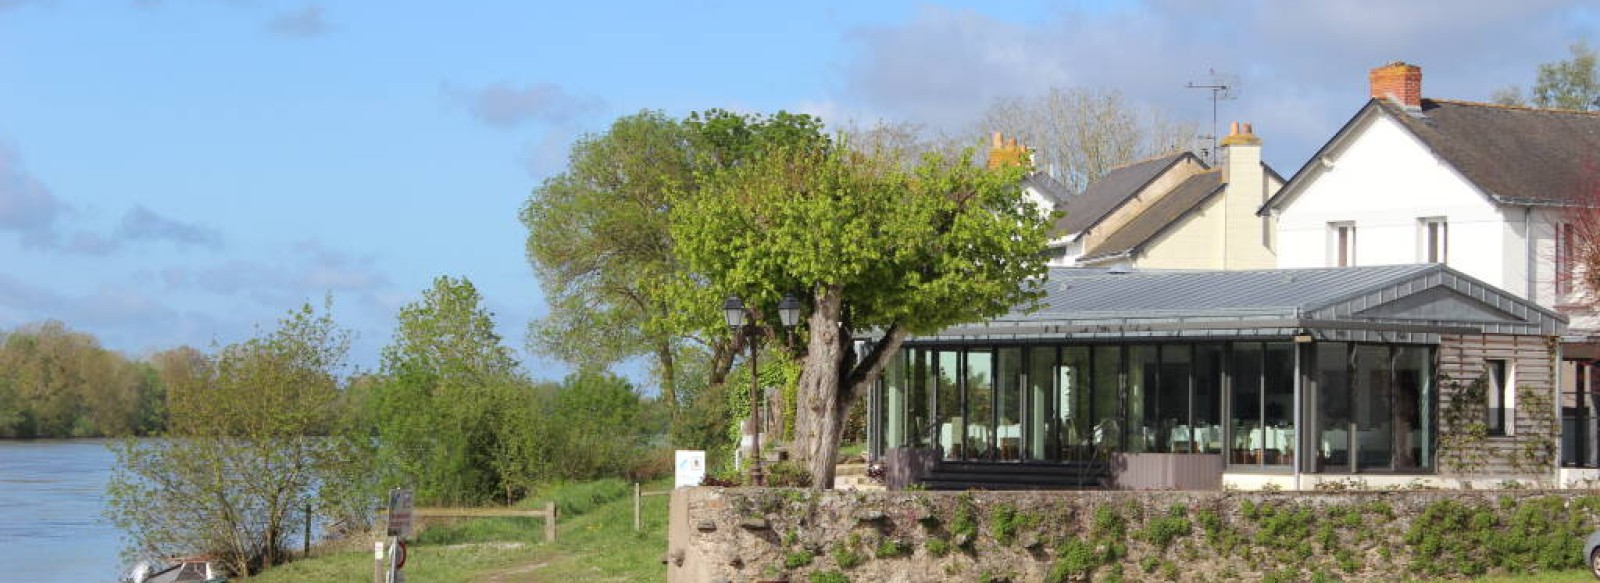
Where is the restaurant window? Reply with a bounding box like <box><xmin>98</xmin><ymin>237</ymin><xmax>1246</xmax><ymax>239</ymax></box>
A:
<box><xmin>1230</xmin><ymin>342</ymin><xmax>1295</xmax><ymax>468</ymax></box>
<box><xmin>1419</xmin><ymin>217</ymin><xmax>1447</xmax><ymax>263</ymax></box>
<box><xmin>1329</xmin><ymin>222</ymin><xmax>1356</xmax><ymax>267</ymax></box>
<box><xmin>1486</xmin><ymin>359</ymin><xmax>1512</xmax><ymax>437</ymax></box>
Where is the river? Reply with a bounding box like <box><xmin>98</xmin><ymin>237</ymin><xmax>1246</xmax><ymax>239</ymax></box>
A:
<box><xmin>0</xmin><ymin>439</ymin><xmax>127</xmax><ymax>582</ymax></box>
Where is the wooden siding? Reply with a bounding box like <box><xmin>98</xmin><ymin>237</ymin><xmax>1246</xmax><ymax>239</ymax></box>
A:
<box><xmin>1437</xmin><ymin>333</ymin><xmax>1559</xmax><ymax>479</ymax></box>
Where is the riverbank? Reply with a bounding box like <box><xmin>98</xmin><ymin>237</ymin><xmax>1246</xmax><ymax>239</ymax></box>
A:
<box><xmin>249</xmin><ymin>479</ymin><xmax>670</xmax><ymax>583</ymax></box>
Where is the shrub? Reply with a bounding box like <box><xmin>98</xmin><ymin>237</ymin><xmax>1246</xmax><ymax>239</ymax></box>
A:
<box><xmin>874</xmin><ymin>538</ymin><xmax>911</xmax><ymax>559</ymax></box>
<box><xmin>766</xmin><ymin>461</ymin><xmax>812</xmax><ymax>487</ymax></box>
<box><xmin>808</xmin><ymin>570</ymin><xmax>849</xmax><ymax>583</ymax></box>
<box><xmin>785</xmin><ymin>550</ymin><xmax>814</xmax><ymax>569</ymax></box>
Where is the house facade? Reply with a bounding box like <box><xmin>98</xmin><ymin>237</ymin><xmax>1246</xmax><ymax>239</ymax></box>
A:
<box><xmin>1262</xmin><ymin>62</ymin><xmax>1600</xmax><ymax>476</ymax></box>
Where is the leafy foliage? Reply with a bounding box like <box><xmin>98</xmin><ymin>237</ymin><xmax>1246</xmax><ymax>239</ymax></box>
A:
<box><xmin>366</xmin><ymin>276</ymin><xmax>524</xmax><ymax>505</ymax></box>
<box><xmin>670</xmin><ymin>112</ymin><xmax>1053</xmax><ymax>485</ymax></box>
<box><xmin>106</xmin><ymin>301</ymin><xmax>369</xmax><ymax>577</ymax></box>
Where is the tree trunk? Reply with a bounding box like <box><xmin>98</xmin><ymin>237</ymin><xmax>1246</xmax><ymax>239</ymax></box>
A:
<box><xmin>793</xmin><ymin>285</ymin><xmax>846</xmax><ymax>489</ymax></box>
<box><xmin>656</xmin><ymin>341</ymin><xmax>677</xmax><ymax>418</ymax></box>
<box><xmin>792</xmin><ymin>285</ymin><xmax>911</xmax><ymax>489</ymax></box>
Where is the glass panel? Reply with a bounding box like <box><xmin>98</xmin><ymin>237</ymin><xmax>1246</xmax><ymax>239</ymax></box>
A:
<box><xmin>1060</xmin><ymin>347</ymin><xmax>1092</xmax><ymax>460</ymax></box>
<box><xmin>1316</xmin><ymin>343</ymin><xmax>1351</xmax><ymax>471</ymax></box>
<box><xmin>883</xmin><ymin>350</ymin><xmax>906</xmax><ymax>450</ymax></box>
<box><xmin>1264</xmin><ymin>343</ymin><xmax>1295</xmax><ymax>467</ymax></box>
<box><xmin>908</xmin><ymin>349</ymin><xmax>930</xmax><ymax>448</ymax></box>
<box><xmin>1127</xmin><ymin>345</ymin><xmax>1158</xmax><ymax>454</ymax></box>
<box><xmin>1158</xmin><ymin>345</ymin><xmax>1193</xmax><ymax>453</ymax></box>
<box><xmin>1393</xmin><ymin>346</ymin><xmax>1431</xmax><ymax>470</ymax></box>
<box><xmin>1353</xmin><ymin>345</ymin><xmax>1393</xmax><ymax>470</ymax></box>
<box><xmin>996</xmin><ymin>348</ymin><xmax>1022</xmax><ymax>461</ymax></box>
<box><xmin>966</xmin><ymin>350</ymin><xmax>994</xmax><ymax>460</ymax></box>
<box><xmin>1194</xmin><ymin>345</ymin><xmax>1225</xmax><ymax>454</ymax></box>
<box><xmin>1230</xmin><ymin>343</ymin><xmax>1263</xmax><ymax>466</ymax></box>
<box><xmin>936</xmin><ymin>351</ymin><xmax>962</xmax><ymax>461</ymax></box>
<box><xmin>1027</xmin><ymin>346</ymin><xmax>1056</xmax><ymax>461</ymax></box>
<box><xmin>1092</xmin><ymin>346</ymin><xmax>1122</xmax><ymax>454</ymax></box>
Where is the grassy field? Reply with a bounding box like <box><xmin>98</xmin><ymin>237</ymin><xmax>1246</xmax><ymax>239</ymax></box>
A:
<box><xmin>250</xmin><ymin>478</ymin><xmax>670</xmax><ymax>583</ymax></box>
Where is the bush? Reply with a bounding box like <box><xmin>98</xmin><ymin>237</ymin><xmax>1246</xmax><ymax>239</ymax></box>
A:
<box><xmin>766</xmin><ymin>461</ymin><xmax>812</xmax><ymax>487</ymax></box>
<box><xmin>784</xmin><ymin>550</ymin><xmax>814</xmax><ymax>569</ymax></box>
<box><xmin>809</xmin><ymin>570</ymin><xmax>849</xmax><ymax>583</ymax></box>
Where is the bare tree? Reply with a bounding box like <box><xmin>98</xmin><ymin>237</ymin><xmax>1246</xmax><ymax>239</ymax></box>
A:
<box><xmin>976</xmin><ymin>87</ymin><xmax>1200</xmax><ymax>192</ymax></box>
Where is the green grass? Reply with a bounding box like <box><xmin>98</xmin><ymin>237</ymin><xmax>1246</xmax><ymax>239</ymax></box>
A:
<box><xmin>250</xmin><ymin>478</ymin><xmax>670</xmax><ymax>583</ymax></box>
<box><xmin>1463</xmin><ymin>571</ymin><xmax>1593</xmax><ymax>582</ymax></box>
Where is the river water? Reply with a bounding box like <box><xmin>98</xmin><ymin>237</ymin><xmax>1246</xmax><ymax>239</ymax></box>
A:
<box><xmin>0</xmin><ymin>439</ymin><xmax>127</xmax><ymax>583</ymax></box>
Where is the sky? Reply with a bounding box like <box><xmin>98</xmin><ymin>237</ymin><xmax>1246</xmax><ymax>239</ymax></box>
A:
<box><xmin>0</xmin><ymin>0</ymin><xmax>1596</xmax><ymax>385</ymax></box>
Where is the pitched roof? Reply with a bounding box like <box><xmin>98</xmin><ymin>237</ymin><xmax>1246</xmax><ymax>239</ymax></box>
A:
<box><xmin>905</xmin><ymin>264</ymin><xmax>1565</xmax><ymax>342</ymax></box>
<box><xmin>1378</xmin><ymin>99</ymin><xmax>1600</xmax><ymax>205</ymax></box>
<box><xmin>1079</xmin><ymin>170</ymin><xmax>1223</xmax><ymax>262</ymax></box>
<box><xmin>1020</xmin><ymin>172</ymin><xmax>1072</xmax><ymax>207</ymax></box>
<box><xmin>1264</xmin><ymin>98</ymin><xmax>1600</xmax><ymax>213</ymax></box>
<box><xmin>1053</xmin><ymin>151</ymin><xmax>1195</xmax><ymax>237</ymax></box>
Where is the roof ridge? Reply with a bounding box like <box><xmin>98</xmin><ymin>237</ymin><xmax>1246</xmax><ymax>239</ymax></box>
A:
<box><xmin>1425</xmin><ymin>97</ymin><xmax>1600</xmax><ymax>117</ymax></box>
<box><xmin>1103</xmin><ymin>149</ymin><xmax>1190</xmax><ymax>173</ymax></box>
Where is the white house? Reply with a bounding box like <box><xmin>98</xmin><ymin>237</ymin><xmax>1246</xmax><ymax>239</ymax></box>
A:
<box><xmin>1261</xmin><ymin>62</ymin><xmax>1600</xmax><ymax>474</ymax></box>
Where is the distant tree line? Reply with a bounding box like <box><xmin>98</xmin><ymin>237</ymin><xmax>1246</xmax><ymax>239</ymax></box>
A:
<box><xmin>0</xmin><ymin>321</ymin><xmax>167</xmax><ymax>438</ymax></box>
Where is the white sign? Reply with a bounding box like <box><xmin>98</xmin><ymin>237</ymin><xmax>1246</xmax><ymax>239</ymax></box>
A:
<box><xmin>674</xmin><ymin>450</ymin><xmax>706</xmax><ymax>489</ymax></box>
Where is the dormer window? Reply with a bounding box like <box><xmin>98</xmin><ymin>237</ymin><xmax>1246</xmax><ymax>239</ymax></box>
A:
<box><xmin>1328</xmin><ymin>222</ymin><xmax>1356</xmax><ymax>267</ymax></box>
<box><xmin>1419</xmin><ymin>217</ymin><xmax>1448</xmax><ymax>263</ymax></box>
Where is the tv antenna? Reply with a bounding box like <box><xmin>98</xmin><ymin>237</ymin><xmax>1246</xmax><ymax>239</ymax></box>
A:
<box><xmin>1186</xmin><ymin>69</ymin><xmax>1240</xmax><ymax>165</ymax></box>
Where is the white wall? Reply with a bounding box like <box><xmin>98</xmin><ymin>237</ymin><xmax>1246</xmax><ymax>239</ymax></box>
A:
<box><xmin>1275</xmin><ymin>114</ymin><xmax>1517</xmax><ymax>295</ymax></box>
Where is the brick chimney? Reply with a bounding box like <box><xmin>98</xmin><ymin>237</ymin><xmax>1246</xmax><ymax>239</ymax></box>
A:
<box><xmin>1369</xmin><ymin>61</ymin><xmax>1422</xmax><ymax>109</ymax></box>
<box><xmin>987</xmin><ymin>131</ymin><xmax>1029</xmax><ymax>170</ymax></box>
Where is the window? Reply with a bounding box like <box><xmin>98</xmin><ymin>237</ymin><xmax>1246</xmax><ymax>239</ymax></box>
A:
<box><xmin>1419</xmin><ymin>217</ymin><xmax>1448</xmax><ymax>263</ymax></box>
<box><xmin>1329</xmin><ymin>222</ymin><xmax>1356</xmax><ymax>267</ymax></box>
<box><xmin>1558</xmin><ymin>222</ymin><xmax>1576</xmax><ymax>296</ymax></box>
<box><xmin>1486</xmin><ymin>359</ymin><xmax>1512</xmax><ymax>436</ymax></box>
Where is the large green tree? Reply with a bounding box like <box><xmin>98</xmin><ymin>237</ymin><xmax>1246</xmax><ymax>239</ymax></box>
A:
<box><xmin>522</xmin><ymin>110</ymin><xmax>827</xmax><ymax>421</ymax></box>
<box><xmin>367</xmin><ymin>275</ymin><xmax>523</xmax><ymax>505</ymax></box>
<box><xmin>671</xmin><ymin>132</ymin><xmax>1053</xmax><ymax>488</ymax></box>
<box><xmin>107</xmin><ymin>302</ymin><xmax>367</xmax><ymax>576</ymax></box>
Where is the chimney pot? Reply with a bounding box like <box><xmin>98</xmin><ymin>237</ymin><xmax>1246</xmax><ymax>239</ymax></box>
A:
<box><xmin>992</xmin><ymin>132</ymin><xmax>1004</xmax><ymax>148</ymax></box>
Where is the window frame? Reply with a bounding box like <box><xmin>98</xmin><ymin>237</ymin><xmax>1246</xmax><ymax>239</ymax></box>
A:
<box><xmin>1485</xmin><ymin>359</ymin><xmax>1513</xmax><ymax>437</ymax></box>
<box><xmin>1328</xmin><ymin>222</ymin><xmax>1356</xmax><ymax>267</ymax></box>
<box><xmin>1419</xmin><ymin>217</ymin><xmax>1448</xmax><ymax>264</ymax></box>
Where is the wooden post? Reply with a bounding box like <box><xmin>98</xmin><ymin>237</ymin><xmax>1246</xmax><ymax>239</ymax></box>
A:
<box><xmin>633</xmin><ymin>482</ymin><xmax>642</xmax><ymax>531</ymax></box>
<box><xmin>304</xmin><ymin>504</ymin><xmax>312</xmax><ymax>557</ymax></box>
<box><xmin>544</xmin><ymin>501</ymin><xmax>556</xmax><ymax>543</ymax></box>
<box><xmin>373</xmin><ymin>540</ymin><xmax>385</xmax><ymax>583</ymax></box>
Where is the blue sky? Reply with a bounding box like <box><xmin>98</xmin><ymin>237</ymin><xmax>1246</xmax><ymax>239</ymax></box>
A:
<box><xmin>0</xmin><ymin>0</ymin><xmax>1595</xmax><ymax>384</ymax></box>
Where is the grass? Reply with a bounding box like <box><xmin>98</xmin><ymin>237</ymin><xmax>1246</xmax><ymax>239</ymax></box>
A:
<box><xmin>1464</xmin><ymin>571</ymin><xmax>1593</xmax><ymax>582</ymax></box>
<box><xmin>250</xmin><ymin>478</ymin><xmax>670</xmax><ymax>583</ymax></box>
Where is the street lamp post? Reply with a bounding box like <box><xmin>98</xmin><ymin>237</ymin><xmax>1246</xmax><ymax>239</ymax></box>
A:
<box><xmin>724</xmin><ymin>293</ymin><xmax>803</xmax><ymax>486</ymax></box>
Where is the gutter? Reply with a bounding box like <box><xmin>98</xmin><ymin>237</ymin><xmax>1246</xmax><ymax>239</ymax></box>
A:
<box><xmin>1525</xmin><ymin>206</ymin><xmax>1536</xmax><ymax>299</ymax></box>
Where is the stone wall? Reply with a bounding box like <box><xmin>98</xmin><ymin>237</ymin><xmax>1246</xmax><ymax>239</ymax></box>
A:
<box><xmin>667</xmin><ymin>487</ymin><xmax>1600</xmax><ymax>583</ymax></box>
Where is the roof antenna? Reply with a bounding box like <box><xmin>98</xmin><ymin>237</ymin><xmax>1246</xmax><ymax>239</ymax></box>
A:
<box><xmin>1186</xmin><ymin>69</ymin><xmax>1240</xmax><ymax>166</ymax></box>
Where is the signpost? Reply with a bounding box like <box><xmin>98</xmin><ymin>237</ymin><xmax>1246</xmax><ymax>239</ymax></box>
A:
<box><xmin>674</xmin><ymin>450</ymin><xmax>706</xmax><ymax>489</ymax></box>
<box><xmin>378</xmin><ymin>488</ymin><xmax>414</xmax><ymax>583</ymax></box>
